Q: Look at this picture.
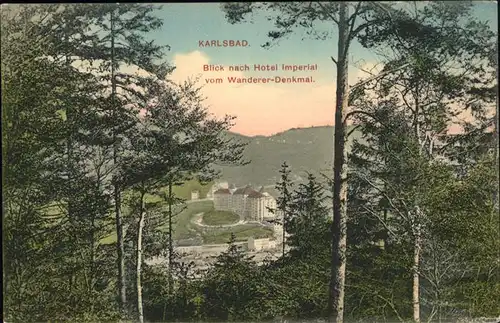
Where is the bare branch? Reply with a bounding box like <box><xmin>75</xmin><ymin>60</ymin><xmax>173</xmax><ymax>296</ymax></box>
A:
<box><xmin>346</xmin><ymin>2</ymin><xmax>363</xmax><ymax>44</ymax></box>
<box><xmin>330</xmin><ymin>56</ymin><xmax>338</xmax><ymax>66</ymax></box>
<box><xmin>361</xmin><ymin>205</ymin><xmax>398</xmax><ymax>238</ymax></box>
<box><xmin>346</xmin><ymin>124</ymin><xmax>362</xmax><ymax>138</ymax></box>
<box><xmin>356</xmin><ymin>172</ymin><xmax>411</xmax><ymax>223</ymax></box>
<box><xmin>316</xmin><ymin>1</ymin><xmax>339</xmax><ymax>24</ymax></box>
<box><xmin>343</xmin><ymin>109</ymin><xmax>378</xmax><ymax>126</ymax></box>
<box><xmin>349</xmin><ymin>62</ymin><xmax>410</xmax><ymax>94</ymax></box>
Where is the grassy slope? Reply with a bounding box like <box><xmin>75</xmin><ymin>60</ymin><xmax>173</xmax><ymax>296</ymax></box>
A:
<box><xmin>171</xmin><ymin>179</ymin><xmax>213</xmax><ymax>200</ymax></box>
<box><xmin>143</xmin><ymin>178</ymin><xmax>213</xmax><ymax>202</ymax></box>
<box><xmin>99</xmin><ymin>200</ymin><xmax>212</xmax><ymax>245</ymax></box>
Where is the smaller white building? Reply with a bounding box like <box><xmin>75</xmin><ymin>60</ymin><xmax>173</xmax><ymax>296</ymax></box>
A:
<box><xmin>191</xmin><ymin>190</ymin><xmax>200</xmax><ymax>200</ymax></box>
<box><xmin>248</xmin><ymin>237</ymin><xmax>277</xmax><ymax>251</ymax></box>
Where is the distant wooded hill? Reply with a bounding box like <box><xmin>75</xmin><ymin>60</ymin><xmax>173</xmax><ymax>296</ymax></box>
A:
<box><xmin>214</xmin><ymin>125</ymin><xmax>362</xmax><ymax>188</ymax></box>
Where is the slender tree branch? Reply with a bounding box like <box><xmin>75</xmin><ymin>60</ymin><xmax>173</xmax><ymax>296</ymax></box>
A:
<box><xmin>343</xmin><ymin>109</ymin><xmax>378</xmax><ymax>126</ymax></box>
<box><xmin>349</xmin><ymin>62</ymin><xmax>411</xmax><ymax>94</ymax></box>
<box><xmin>346</xmin><ymin>124</ymin><xmax>362</xmax><ymax>138</ymax></box>
<box><xmin>361</xmin><ymin>205</ymin><xmax>399</xmax><ymax>238</ymax></box>
<box><xmin>357</xmin><ymin>172</ymin><xmax>410</xmax><ymax>222</ymax></box>
<box><xmin>346</xmin><ymin>2</ymin><xmax>364</xmax><ymax>44</ymax></box>
<box><xmin>316</xmin><ymin>1</ymin><xmax>339</xmax><ymax>24</ymax></box>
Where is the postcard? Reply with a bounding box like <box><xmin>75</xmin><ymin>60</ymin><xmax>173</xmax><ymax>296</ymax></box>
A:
<box><xmin>2</xmin><ymin>2</ymin><xmax>498</xmax><ymax>323</ymax></box>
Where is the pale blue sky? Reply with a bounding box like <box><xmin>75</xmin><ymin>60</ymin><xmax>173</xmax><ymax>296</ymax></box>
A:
<box><xmin>150</xmin><ymin>2</ymin><xmax>497</xmax><ymax>77</ymax></box>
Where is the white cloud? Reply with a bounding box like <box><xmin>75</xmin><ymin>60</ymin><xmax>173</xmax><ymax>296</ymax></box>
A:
<box><xmin>169</xmin><ymin>51</ymin><xmax>337</xmax><ymax>136</ymax></box>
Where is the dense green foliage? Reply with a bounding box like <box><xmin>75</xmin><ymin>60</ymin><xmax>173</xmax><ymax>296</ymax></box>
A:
<box><xmin>2</xmin><ymin>4</ymin><xmax>245</xmax><ymax>322</ymax></box>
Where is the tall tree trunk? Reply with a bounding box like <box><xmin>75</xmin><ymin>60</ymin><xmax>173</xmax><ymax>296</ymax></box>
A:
<box><xmin>65</xmin><ymin>45</ymin><xmax>75</xmax><ymax>224</ymax></box>
<box><xmin>110</xmin><ymin>8</ymin><xmax>127</xmax><ymax>313</ymax></box>
<box><xmin>168</xmin><ymin>180</ymin><xmax>173</xmax><ymax>268</ymax></box>
<box><xmin>413</xmin><ymin>81</ymin><xmax>422</xmax><ymax>323</ymax></box>
<box><xmin>64</xmin><ymin>37</ymin><xmax>79</xmax><ymax>301</ymax></box>
<box><xmin>136</xmin><ymin>190</ymin><xmax>146</xmax><ymax>323</ymax></box>
<box><xmin>282</xmin><ymin>210</ymin><xmax>286</xmax><ymax>259</ymax></box>
<box><xmin>328</xmin><ymin>2</ymin><xmax>350</xmax><ymax>322</ymax></box>
<box><xmin>167</xmin><ymin>179</ymin><xmax>174</xmax><ymax>295</ymax></box>
<box><xmin>495</xmin><ymin>33</ymin><xmax>499</xmax><ymax>284</ymax></box>
<box><xmin>412</xmin><ymin>228</ymin><xmax>421</xmax><ymax>323</ymax></box>
<box><xmin>494</xmin><ymin>34</ymin><xmax>499</xmax><ymax>207</ymax></box>
<box><xmin>1</xmin><ymin>58</ymin><xmax>12</xmax><ymax>307</ymax></box>
<box><xmin>89</xmin><ymin>209</ymin><xmax>96</xmax><ymax>311</ymax></box>
<box><xmin>89</xmin><ymin>169</ymin><xmax>101</xmax><ymax>313</ymax></box>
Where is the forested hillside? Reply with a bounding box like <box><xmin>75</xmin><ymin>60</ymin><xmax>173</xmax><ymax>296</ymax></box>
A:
<box><xmin>218</xmin><ymin>126</ymin><xmax>362</xmax><ymax>186</ymax></box>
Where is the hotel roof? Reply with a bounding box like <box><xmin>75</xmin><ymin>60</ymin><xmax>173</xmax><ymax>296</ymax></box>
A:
<box><xmin>233</xmin><ymin>185</ymin><xmax>255</xmax><ymax>195</ymax></box>
<box><xmin>247</xmin><ymin>191</ymin><xmax>265</xmax><ymax>198</ymax></box>
<box><xmin>214</xmin><ymin>188</ymin><xmax>231</xmax><ymax>194</ymax></box>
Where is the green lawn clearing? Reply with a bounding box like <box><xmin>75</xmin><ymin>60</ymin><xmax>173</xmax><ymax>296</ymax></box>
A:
<box><xmin>201</xmin><ymin>210</ymin><xmax>239</xmax><ymax>226</ymax></box>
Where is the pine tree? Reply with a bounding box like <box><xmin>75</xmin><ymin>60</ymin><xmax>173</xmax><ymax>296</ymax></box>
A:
<box><xmin>2</xmin><ymin>4</ymin><xmax>121</xmax><ymax>320</ymax></box>
<box><xmin>287</xmin><ymin>173</ymin><xmax>330</xmax><ymax>260</ymax></box>
<box><xmin>63</xmin><ymin>4</ymin><xmax>174</xmax><ymax>314</ymax></box>
<box><xmin>268</xmin><ymin>162</ymin><xmax>294</xmax><ymax>259</ymax></box>
<box><xmin>202</xmin><ymin>232</ymin><xmax>258</xmax><ymax>320</ymax></box>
